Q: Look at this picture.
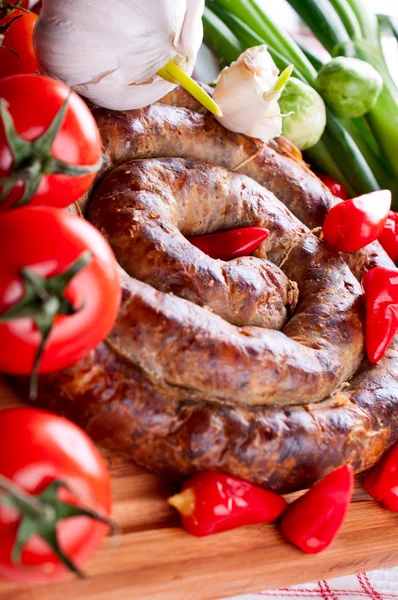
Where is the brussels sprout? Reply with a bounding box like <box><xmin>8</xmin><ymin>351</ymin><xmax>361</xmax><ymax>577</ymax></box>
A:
<box><xmin>315</xmin><ymin>57</ymin><xmax>383</xmax><ymax>119</ymax></box>
<box><xmin>278</xmin><ymin>77</ymin><xmax>326</xmax><ymax>151</ymax></box>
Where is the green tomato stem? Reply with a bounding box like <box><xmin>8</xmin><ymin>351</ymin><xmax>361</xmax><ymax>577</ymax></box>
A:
<box><xmin>0</xmin><ymin>252</ymin><xmax>92</xmax><ymax>399</ymax></box>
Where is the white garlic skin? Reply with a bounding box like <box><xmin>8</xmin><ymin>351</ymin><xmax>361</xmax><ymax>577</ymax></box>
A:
<box><xmin>213</xmin><ymin>45</ymin><xmax>283</xmax><ymax>142</ymax></box>
<box><xmin>34</xmin><ymin>0</ymin><xmax>204</xmax><ymax>110</ymax></box>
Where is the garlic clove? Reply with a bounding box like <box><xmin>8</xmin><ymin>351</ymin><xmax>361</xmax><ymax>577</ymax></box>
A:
<box><xmin>34</xmin><ymin>0</ymin><xmax>204</xmax><ymax>110</ymax></box>
<box><xmin>213</xmin><ymin>45</ymin><xmax>287</xmax><ymax>143</ymax></box>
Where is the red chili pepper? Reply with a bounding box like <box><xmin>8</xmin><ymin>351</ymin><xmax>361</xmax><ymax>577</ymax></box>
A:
<box><xmin>315</xmin><ymin>172</ymin><xmax>349</xmax><ymax>200</ymax></box>
<box><xmin>364</xmin><ymin>444</ymin><xmax>398</xmax><ymax>511</ymax></box>
<box><xmin>280</xmin><ymin>465</ymin><xmax>354</xmax><ymax>554</ymax></box>
<box><xmin>187</xmin><ymin>227</ymin><xmax>269</xmax><ymax>261</ymax></box>
<box><xmin>378</xmin><ymin>211</ymin><xmax>398</xmax><ymax>262</ymax></box>
<box><xmin>323</xmin><ymin>190</ymin><xmax>391</xmax><ymax>253</ymax></box>
<box><xmin>168</xmin><ymin>472</ymin><xmax>287</xmax><ymax>537</ymax></box>
<box><xmin>362</xmin><ymin>266</ymin><xmax>398</xmax><ymax>363</ymax></box>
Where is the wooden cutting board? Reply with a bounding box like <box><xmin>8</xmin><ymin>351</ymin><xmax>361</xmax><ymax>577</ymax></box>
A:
<box><xmin>0</xmin><ymin>379</ymin><xmax>398</xmax><ymax>600</ymax></box>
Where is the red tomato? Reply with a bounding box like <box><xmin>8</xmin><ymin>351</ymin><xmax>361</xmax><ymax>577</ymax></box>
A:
<box><xmin>0</xmin><ymin>206</ymin><xmax>121</xmax><ymax>376</ymax></box>
<box><xmin>323</xmin><ymin>190</ymin><xmax>391</xmax><ymax>253</ymax></box>
<box><xmin>0</xmin><ymin>74</ymin><xmax>102</xmax><ymax>210</ymax></box>
<box><xmin>0</xmin><ymin>0</ymin><xmax>29</xmax><ymax>19</ymax></box>
<box><xmin>378</xmin><ymin>211</ymin><xmax>398</xmax><ymax>262</ymax></box>
<box><xmin>0</xmin><ymin>407</ymin><xmax>112</xmax><ymax>583</ymax></box>
<box><xmin>315</xmin><ymin>172</ymin><xmax>349</xmax><ymax>200</ymax></box>
<box><xmin>0</xmin><ymin>10</ymin><xmax>38</xmax><ymax>78</ymax></box>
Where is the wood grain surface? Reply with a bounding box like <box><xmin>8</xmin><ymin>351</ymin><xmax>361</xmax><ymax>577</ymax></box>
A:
<box><xmin>0</xmin><ymin>378</ymin><xmax>398</xmax><ymax>600</ymax></box>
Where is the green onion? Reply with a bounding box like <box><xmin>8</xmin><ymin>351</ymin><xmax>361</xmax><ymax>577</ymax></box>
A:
<box><xmin>341</xmin><ymin>118</ymin><xmax>396</xmax><ymax>190</ymax></box>
<box><xmin>322</xmin><ymin>108</ymin><xmax>380</xmax><ymax>194</ymax></box>
<box><xmin>336</xmin><ymin>39</ymin><xmax>398</xmax><ymax>181</ymax></box>
<box><xmin>285</xmin><ymin>0</ymin><xmax>351</xmax><ymax>54</ymax></box>
<box><xmin>328</xmin><ymin>0</ymin><xmax>363</xmax><ymax>41</ymax></box>
<box><xmin>206</xmin><ymin>2</ymin><xmax>308</xmax><ymax>80</ymax></box>
<box><xmin>345</xmin><ymin>0</ymin><xmax>379</xmax><ymax>43</ymax></box>
<box><xmin>208</xmin><ymin>0</ymin><xmax>317</xmax><ymax>82</ymax></box>
<box><xmin>202</xmin><ymin>6</ymin><xmax>245</xmax><ymax>68</ymax></box>
<box><xmin>306</xmin><ymin>141</ymin><xmax>353</xmax><ymax>192</ymax></box>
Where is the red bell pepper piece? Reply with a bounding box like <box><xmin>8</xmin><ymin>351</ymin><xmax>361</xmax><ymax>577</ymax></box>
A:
<box><xmin>315</xmin><ymin>172</ymin><xmax>349</xmax><ymax>200</ymax></box>
<box><xmin>187</xmin><ymin>227</ymin><xmax>269</xmax><ymax>261</ymax></box>
<box><xmin>362</xmin><ymin>266</ymin><xmax>398</xmax><ymax>363</ymax></box>
<box><xmin>364</xmin><ymin>444</ymin><xmax>398</xmax><ymax>511</ymax></box>
<box><xmin>378</xmin><ymin>211</ymin><xmax>398</xmax><ymax>262</ymax></box>
<box><xmin>280</xmin><ymin>465</ymin><xmax>354</xmax><ymax>554</ymax></box>
<box><xmin>322</xmin><ymin>190</ymin><xmax>391</xmax><ymax>253</ymax></box>
<box><xmin>168</xmin><ymin>472</ymin><xmax>287</xmax><ymax>537</ymax></box>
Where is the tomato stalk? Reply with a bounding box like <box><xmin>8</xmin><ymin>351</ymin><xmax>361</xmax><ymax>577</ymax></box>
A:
<box><xmin>0</xmin><ymin>96</ymin><xmax>101</xmax><ymax>208</ymax></box>
<box><xmin>0</xmin><ymin>251</ymin><xmax>92</xmax><ymax>399</ymax></box>
<box><xmin>0</xmin><ymin>1</ymin><xmax>28</xmax><ymax>19</ymax></box>
<box><xmin>0</xmin><ymin>14</ymin><xmax>22</xmax><ymax>53</ymax></box>
<box><xmin>0</xmin><ymin>473</ymin><xmax>113</xmax><ymax>577</ymax></box>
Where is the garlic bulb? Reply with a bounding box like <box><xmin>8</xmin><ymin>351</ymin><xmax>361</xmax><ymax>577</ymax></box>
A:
<box><xmin>213</xmin><ymin>46</ymin><xmax>291</xmax><ymax>143</ymax></box>
<box><xmin>34</xmin><ymin>0</ymin><xmax>210</xmax><ymax>111</ymax></box>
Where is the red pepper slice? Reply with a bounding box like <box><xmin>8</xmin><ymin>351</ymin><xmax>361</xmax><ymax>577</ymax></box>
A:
<box><xmin>280</xmin><ymin>465</ymin><xmax>354</xmax><ymax>554</ymax></box>
<box><xmin>168</xmin><ymin>472</ymin><xmax>287</xmax><ymax>537</ymax></box>
<box><xmin>362</xmin><ymin>266</ymin><xmax>398</xmax><ymax>363</ymax></box>
<box><xmin>187</xmin><ymin>227</ymin><xmax>269</xmax><ymax>261</ymax></box>
<box><xmin>315</xmin><ymin>172</ymin><xmax>349</xmax><ymax>200</ymax></box>
<box><xmin>378</xmin><ymin>211</ymin><xmax>398</xmax><ymax>262</ymax></box>
<box><xmin>364</xmin><ymin>444</ymin><xmax>398</xmax><ymax>511</ymax></box>
<box><xmin>322</xmin><ymin>190</ymin><xmax>391</xmax><ymax>253</ymax></box>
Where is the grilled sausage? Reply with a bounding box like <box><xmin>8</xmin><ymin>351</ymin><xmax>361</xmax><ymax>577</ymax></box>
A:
<box><xmin>91</xmin><ymin>103</ymin><xmax>333</xmax><ymax>228</ymax></box>
<box><xmin>14</xmin><ymin>95</ymin><xmax>398</xmax><ymax>493</ymax></box>
<box><xmin>89</xmin><ymin>158</ymin><xmax>298</xmax><ymax>330</ymax></box>
<box><xmin>88</xmin><ymin>158</ymin><xmax>364</xmax><ymax>407</ymax></box>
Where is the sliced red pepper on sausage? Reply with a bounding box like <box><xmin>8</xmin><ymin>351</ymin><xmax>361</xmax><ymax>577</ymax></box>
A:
<box><xmin>280</xmin><ymin>465</ymin><xmax>354</xmax><ymax>554</ymax></box>
<box><xmin>378</xmin><ymin>211</ymin><xmax>398</xmax><ymax>262</ymax></box>
<box><xmin>168</xmin><ymin>472</ymin><xmax>287</xmax><ymax>537</ymax></box>
<box><xmin>362</xmin><ymin>266</ymin><xmax>398</xmax><ymax>363</ymax></box>
<box><xmin>364</xmin><ymin>444</ymin><xmax>398</xmax><ymax>511</ymax></box>
<box><xmin>322</xmin><ymin>190</ymin><xmax>391</xmax><ymax>253</ymax></box>
<box><xmin>187</xmin><ymin>227</ymin><xmax>269</xmax><ymax>261</ymax></box>
<box><xmin>315</xmin><ymin>172</ymin><xmax>349</xmax><ymax>200</ymax></box>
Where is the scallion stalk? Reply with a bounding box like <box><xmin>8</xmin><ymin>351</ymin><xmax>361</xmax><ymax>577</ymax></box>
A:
<box><xmin>203</xmin><ymin>6</ymin><xmax>245</xmax><ymax>68</ymax></box>
<box><xmin>208</xmin><ymin>0</ymin><xmax>317</xmax><ymax>82</ymax></box>
<box><xmin>285</xmin><ymin>0</ymin><xmax>351</xmax><ymax>54</ymax></box>
<box><xmin>345</xmin><ymin>0</ymin><xmax>379</xmax><ymax>43</ymax></box>
<box><xmin>206</xmin><ymin>2</ymin><xmax>308</xmax><ymax>81</ymax></box>
<box><xmin>322</xmin><ymin>109</ymin><xmax>380</xmax><ymax>194</ymax></box>
<box><xmin>328</xmin><ymin>0</ymin><xmax>363</xmax><ymax>41</ymax></box>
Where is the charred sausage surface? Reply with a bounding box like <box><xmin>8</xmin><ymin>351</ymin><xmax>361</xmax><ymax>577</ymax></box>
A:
<box><xmin>14</xmin><ymin>90</ymin><xmax>398</xmax><ymax>493</ymax></box>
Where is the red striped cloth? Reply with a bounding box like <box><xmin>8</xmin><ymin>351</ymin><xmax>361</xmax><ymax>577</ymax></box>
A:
<box><xmin>226</xmin><ymin>570</ymin><xmax>398</xmax><ymax>599</ymax></box>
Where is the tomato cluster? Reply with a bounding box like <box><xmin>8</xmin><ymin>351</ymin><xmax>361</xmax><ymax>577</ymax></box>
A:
<box><xmin>0</xmin><ymin>2</ymin><xmax>120</xmax><ymax>584</ymax></box>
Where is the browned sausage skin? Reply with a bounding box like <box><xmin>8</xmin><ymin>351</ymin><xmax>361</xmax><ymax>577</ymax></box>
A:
<box><xmin>89</xmin><ymin>159</ymin><xmax>298</xmax><ymax>331</ymax></box>
<box><xmin>89</xmin><ymin>158</ymin><xmax>363</xmax><ymax>407</ymax></box>
<box><xmin>91</xmin><ymin>102</ymin><xmax>332</xmax><ymax>228</ymax></box>
<box><xmin>26</xmin><ymin>336</ymin><xmax>398</xmax><ymax>493</ymax></box>
<box><xmin>13</xmin><ymin>90</ymin><xmax>398</xmax><ymax>493</ymax></box>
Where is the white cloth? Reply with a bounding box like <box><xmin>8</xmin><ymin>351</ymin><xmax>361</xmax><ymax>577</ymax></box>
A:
<box><xmin>227</xmin><ymin>568</ymin><xmax>398</xmax><ymax>599</ymax></box>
